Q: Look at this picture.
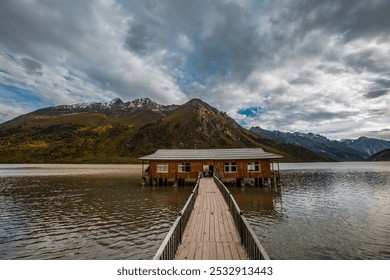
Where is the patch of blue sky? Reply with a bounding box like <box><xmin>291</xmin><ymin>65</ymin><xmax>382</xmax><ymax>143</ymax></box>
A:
<box><xmin>237</xmin><ymin>106</ymin><xmax>264</xmax><ymax>118</ymax></box>
<box><xmin>0</xmin><ymin>84</ymin><xmax>50</xmax><ymax>110</ymax></box>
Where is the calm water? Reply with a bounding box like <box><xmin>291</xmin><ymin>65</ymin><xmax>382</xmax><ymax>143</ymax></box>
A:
<box><xmin>0</xmin><ymin>165</ymin><xmax>193</xmax><ymax>259</ymax></box>
<box><xmin>0</xmin><ymin>162</ymin><xmax>389</xmax><ymax>260</ymax></box>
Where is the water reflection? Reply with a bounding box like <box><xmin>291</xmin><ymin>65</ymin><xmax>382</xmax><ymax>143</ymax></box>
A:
<box><xmin>227</xmin><ymin>184</ymin><xmax>282</xmax><ymax>212</ymax></box>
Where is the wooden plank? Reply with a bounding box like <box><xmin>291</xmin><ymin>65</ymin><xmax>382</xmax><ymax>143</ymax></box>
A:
<box><xmin>186</xmin><ymin>241</ymin><xmax>197</xmax><ymax>260</ymax></box>
<box><xmin>214</xmin><ymin>209</ymin><xmax>221</xmax><ymax>242</ymax></box>
<box><xmin>229</xmin><ymin>242</ymin><xmax>241</xmax><ymax>260</ymax></box>
<box><xmin>209</xmin><ymin>209</ymin><xmax>215</xmax><ymax>242</ymax></box>
<box><xmin>216</xmin><ymin>242</ymin><xmax>225</xmax><ymax>260</ymax></box>
<box><xmin>222</xmin><ymin>210</ymin><xmax>234</xmax><ymax>242</ymax></box>
<box><xmin>217</xmin><ymin>210</ymin><xmax>227</xmax><ymax>242</ymax></box>
<box><xmin>176</xmin><ymin>242</ymin><xmax>189</xmax><ymax>260</ymax></box>
<box><xmin>226</xmin><ymin>213</ymin><xmax>240</xmax><ymax>243</ymax></box>
<box><xmin>237</xmin><ymin>243</ymin><xmax>247</xmax><ymax>260</ymax></box>
<box><xmin>202</xmin><ymin>241</ymin><xmax>210</xmax><ymax>259</ymax></box>
<box><xmin>204</xmin><ymin>210</ymin><xmax>210</xmax><ymax>241</ymax></box>
<box><xmin>194</xmin><ymin>242</ymin><xmax>203</xmax><ymax>259</ymax></box>
<box><xmin>209</xmin><ymin>241</ymin><xmax>217</xmax><ymax>260</ymax></box>
<box><xmin>223</xmin><ymin>242</ymin><xmax>233</xmax><ymax>260</ymax></box>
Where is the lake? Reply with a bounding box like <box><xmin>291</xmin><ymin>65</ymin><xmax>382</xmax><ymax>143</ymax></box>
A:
<box><xmin>0</xmin><ymin>162</ymin><xmax>389</xmax><ymax>260</ymax></box>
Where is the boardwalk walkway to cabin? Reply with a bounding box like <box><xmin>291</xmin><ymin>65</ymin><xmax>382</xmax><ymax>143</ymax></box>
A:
<box><xmin>175</xmin><ymin>177</ymin><xmax>247</xmax><ymax>260</ymax></box>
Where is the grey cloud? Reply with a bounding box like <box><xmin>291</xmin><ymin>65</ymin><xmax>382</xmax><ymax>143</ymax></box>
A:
<box><xmin>365</xmin><ymin>90</ymin><xmax>389</xmax><ymax>99</ymax></box>
<box><xmin>365</xmin><ymin>129</ymin><xmax>390</xmax><ymax>141</ymax></box>
<box><xmin>365</xmin><ymin>78</ymin><xmax>390</xmax><ymax>98</ymax></box>
<box><xmin>20</xmin><ymin>57</ymin><xmax>42</xmax><ymax>76</ymax></box>
<box><xmin>282</xmin><ymin>0</ymin><xmax>390</xmax><ymax>42</ymax></box>
<box><xmin>122</xmin><ymin>0</ymin><xmax>272</xmax><ymax>84</ymax></box>
<box><xmin>289</xmin><ymin>71</ymin><xmax>316</xmax><ymax>86</ymax></box>
<box><xmin>0</xmin><ymin>0</ymin><xmax>91</xmax><ymax>63</ymax></box>
<box><xmin>125</xmin><ymin>23</ymin><xmax>150</xmax><ymax>55</ymax></box>
<box><xmin>304</xmin><ymin>111</ymin><xmax>355</xmax><ymax>121</ymax></box>
<box><xmin>122</xmin><ymin>0</ymin><xmax>205</xmax><ymax>52</ymax></box>
<box><xmin>344</xmin><ymin>49</ymin><xmax>388</xmax><ymax>73</ymax></box>
<box><xmin>374</xmin><ymin>78</ymin><xmax>390</xmax><ymax>89</ymax></box>
<box><xmin>185</xmin><ymin>2</ymin><xmax>271</xmax><ymax>84</ymax></box>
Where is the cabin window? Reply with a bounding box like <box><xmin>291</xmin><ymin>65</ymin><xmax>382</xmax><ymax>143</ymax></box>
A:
<box><xmin>157</xmin><ymin>163</ymin><xmax>168</xmax><ymax>173</ymax></box>
<box><xmin>178</xmin><ymin>162</ymin><xmax>191</xmax><ymax>172</ymax></box>
<box><xmin>248</xmin><ymin>162</ymin><xmax>260</xmax><ymax>172</ymax></box>
<box><xmin>224</xmin><ymin>162</ymin><xmax>237</xmax><ymax>173</ymax></box>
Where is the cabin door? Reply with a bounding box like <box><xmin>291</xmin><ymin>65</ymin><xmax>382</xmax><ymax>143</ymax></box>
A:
<box><xmin>209</xmin><ymin>165</ymin><xmax>214</xmax><ymax>176</ymax></box>
<box><xmin>203</xmin><ymin>165</ymin><xmax>214</xmax><ymax>177</ymax></box>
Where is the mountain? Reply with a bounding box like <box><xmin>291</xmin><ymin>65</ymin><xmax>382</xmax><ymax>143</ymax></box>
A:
<box><xmin>340</xmin><ymin>137</ymin><xmax>390</xmax><ymax>157</ymax></box>
<box><xmin>250</xmin><ymin>126</ymin><xmax>369</xmax><ymax>161</ymax></box>
<box><xmin>367</xmin><ymin>149</ymin><xmax>390</xmax><ymax>161</ymax></box>
<box><xmin>0</xmin><ymin>97</ymin><xmax>177</xmax><ymax>163</ymax></box>
<box><xmin>0</xmin><ymin>98</ymin><xmax>327</xmax><ymax>163</ymax></box>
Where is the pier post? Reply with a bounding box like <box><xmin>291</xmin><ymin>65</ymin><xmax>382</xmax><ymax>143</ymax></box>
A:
<box><xmin>276</xmin><ymin>176</ymin><xmax>281</xmax><ymax>187</ymax></box>
<box><xmin>271</xmin><ymin>177</ymin><xmax>276</xmax><ymax>188</ymax></box>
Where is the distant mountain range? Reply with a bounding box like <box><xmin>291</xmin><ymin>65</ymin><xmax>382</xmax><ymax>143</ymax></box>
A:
<box><xmin>0</xmin><ymin>98</ymin><xmax>326</xmax><ymax>163</ymax></box>
<box><xmin>250</xmin><ymin>126</ymin><xmax>390</xmax><ymax>161</ymax></box>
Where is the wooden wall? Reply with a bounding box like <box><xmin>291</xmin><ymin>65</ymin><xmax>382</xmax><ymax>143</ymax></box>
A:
<box><xmin>148</xmin><ymin>159</ymin><xmax>273</xmax><ymax>179</ymax></box>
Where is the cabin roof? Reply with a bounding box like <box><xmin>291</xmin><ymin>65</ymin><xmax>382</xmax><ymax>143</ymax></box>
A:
<box><xmin>139</xmin><ymin>148</ymin><xmax>283</xmax><ymax>161</ymax></box>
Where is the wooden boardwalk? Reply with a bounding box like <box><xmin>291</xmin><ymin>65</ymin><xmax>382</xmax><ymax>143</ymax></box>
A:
<box><xmin>175</xmin><ymin>178</ymin><xmax>247</xmax><ymax>260</ymax></box>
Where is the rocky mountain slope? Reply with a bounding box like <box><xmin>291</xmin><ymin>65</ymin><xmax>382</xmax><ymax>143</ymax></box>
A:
<box><xmin>340</xmin><ymin>137</ymin><xmax>390</xmax><ymax>157</ymax></box>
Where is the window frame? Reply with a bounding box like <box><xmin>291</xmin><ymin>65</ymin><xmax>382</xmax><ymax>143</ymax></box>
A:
<box><xmin>224</xmin><ymin>162</ymin><xmax>237</xmax><ymax>173</ymax></box>
<box><xmin>178</xmin><ymin>162</ymin><xmax>191</xmax><ymax>173</ymax></box>
<box><xmin>248</xmin><ymin>161</ymin><xmax>260</xmax><ymax>172</ymax></box>
<box><xmin>157</xmin><ymin>163</ymin><xmax>169</xmax><ymax>173</ymax></box>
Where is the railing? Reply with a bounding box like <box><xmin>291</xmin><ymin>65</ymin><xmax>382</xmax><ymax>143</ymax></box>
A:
<box><xmin>153</xmin><ymin>174</ymin><xmax>201</xmax><ymax>260</ymax></box>
<box><xmin>213</xmin><ymin>175</ymin><xmax>270</xmax><ymax>260</ymax></box>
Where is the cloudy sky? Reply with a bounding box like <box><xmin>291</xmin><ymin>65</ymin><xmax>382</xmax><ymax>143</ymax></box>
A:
<box><xmin>0</xmin><ymin>0</ymin><xmax>389</xmax><ymax>140</ymax></box>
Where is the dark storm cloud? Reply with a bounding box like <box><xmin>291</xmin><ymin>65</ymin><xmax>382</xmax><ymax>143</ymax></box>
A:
<box><xmin>122</xmin><ymin>0</ymin><xmax>272</xmax><ymax>84</ymax></box>
<box><xmin>125</xmin><ymin>23</ymin><xmax>150</xmax><ymax>55</ymax></box>
<box><xmin>0</xmin><ymin>0</ymin><xmax>90</xmax><ymax>63</ymax></box>
<box><xmin>305</xmin><ymin>110</ymin><xmax>356</xmax><ymax>121</ymax></box>
<box><xmin>374</xmin><ymin>78</ymin><xmax>390</xmax><ymax>89</ymax></box>
<box><xmin>365</xmin><ymin>78</ymin><xmax>390</xmax><ymax>98</ymax></box>
<box><xmin>186</xmin><ymin>2</ymin><xmax>268</xmax><ymax>82</ymax></box>
<box><xmin>344</xmin><ymin>49</ymin><xmax>388</xmax><ymax>73</ymax></box>
<box><xmin>20</xmin><ymin>57</ymin><xmax>42</xmax><ymax>76</ymax></box>
<box><xmin>365</xmin><ymin>90</ymin><xmax>389</xmax><ymax>99</ymax></box>
<box><xmin>282</xmin><ymin>0</ymin><xmax>390</xmax><ymax>41</ymax></box>
<box><xmin>289</xmin><ymin>71</ymin><xmax>317</xmax><ymax>86</ymax></box>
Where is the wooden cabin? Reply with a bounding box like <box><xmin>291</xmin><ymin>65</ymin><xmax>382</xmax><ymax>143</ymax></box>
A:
<box><xmin>139</xmin><ymin>148</ymin><xmax>283</xmax><ymax>187</ymax></box>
